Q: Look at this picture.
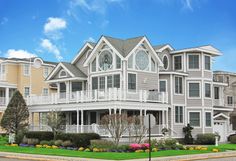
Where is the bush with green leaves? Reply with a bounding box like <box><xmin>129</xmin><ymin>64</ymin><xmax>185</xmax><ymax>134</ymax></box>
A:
<box><xmin>196</xmin><ymin>133</ymin><xmax>216</xmax><ymax>145</ymax></box>
<box><xmin>229</xmin><ymin>134</ymin><xmax>236</xmax><ymax>144</ymax></box>
<box><xmin>24</xmin><ymin>131</ymin><xmax>54</xmax><ymax>142</ymax></box>
<box><xmin>61</xmin><ymin>140</ymin><xmax>73</xmax><ymax>147</ymax></box>
<box><xmin>54</xmin><ymin>140</ymin><xmax>63</xmax><ymax>146</ymax></box>
<box><xmin>27</xmin><ymin>138</ymin><xmax>39</xmax><ymax>145</ymax></box>
<box><xmin>90</xmin><ymin>139</ymin><xmax>115</xmax><ymax>149</ymax></box>
<box><xmin>55</xmin><ymin>133</ymin><xmax>100</xmax><ymax>147</ymax></box>
<box><xmin>40</xmin><ymin>140</ymin><xmax>54</xmax><ymax>146</ymax></box>
<box><xmin>0</xmin><ymin>135</ymin><xmax>8</xmax><ymax>145</ymax></box>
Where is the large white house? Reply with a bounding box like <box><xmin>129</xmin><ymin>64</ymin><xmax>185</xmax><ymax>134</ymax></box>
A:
<box><xmin>27</xmin><ymin>35</ymin><xmax>235</xmax><ymax>142</ymax></box>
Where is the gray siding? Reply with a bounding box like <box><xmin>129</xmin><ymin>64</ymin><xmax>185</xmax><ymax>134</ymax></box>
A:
<box><xmin>204</xmin><ymin>71</ymin><xmax>212</xmax><ymax>79</ymax></box>
<box><xmin>204</xmin><ymin>99</ymin><xmax>212</xmax><ymax>107</ymax></box>
<box><xmin>75</xmin><ymin>48</ymin><xmax>90</xmax><ymax>75</ymax></box>
<box><xmin>187</xmin><ymin>99</ymin><xmax>202</xmax><ymax>107</ymax></box>
<box><xmin>159</xmin><ymin>49</ymin><xmax>172</xmax><ymax>71</ymax></box>
<box><xmin>136</xmin><ymin>71</ymin><xmax>159</xmax><ymax>90</ymax></box>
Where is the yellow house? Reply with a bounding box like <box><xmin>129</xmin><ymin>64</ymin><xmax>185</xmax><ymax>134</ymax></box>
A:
<box><xmin>0</xmin><ymin>57</ymin><xmax>56</xmax><ymax>131</ymax></box>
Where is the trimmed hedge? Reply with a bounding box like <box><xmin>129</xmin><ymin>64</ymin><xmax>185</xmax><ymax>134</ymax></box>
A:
<box><xmin>229</xmin><ymin>134</ymin><xmax>236</xmax><ymax>144</ymax></box>
<box><xmin>196</xmin><ymin>133</ymin><xmax>215</xmax><ymax>145</ymax></box>
<box><xmin>24</xmin><ymin>131</ymin><xmax>54</xmax><ymax>141</ymax></box>
<box><xmin>55</xmin><ymin>133</ymin><xmax>100</xmax><ymax>147</ymax></box>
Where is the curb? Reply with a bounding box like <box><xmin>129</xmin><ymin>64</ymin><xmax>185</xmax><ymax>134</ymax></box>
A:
<box><xmin>0</xmin><ymin>151</ymin><xmax>236</xmax><ymax>161</ymax></box>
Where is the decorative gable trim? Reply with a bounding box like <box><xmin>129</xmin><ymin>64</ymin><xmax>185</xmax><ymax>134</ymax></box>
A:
<box><xmin>71</xmin><ymin>42</ymin><xmax>94</xmax><ymax>64</ymax></box>
<box><xmin>46</xmin><ymin>62</ymin><xmax>75</xmax><ymax>81</ymax></box>
<box><xmin>156</xmin><ymin>44</ymin><xmax>174</xmax><ymax>52</ymax></box>
<box><xmin>83</xmin><ymin>36</ymin><xmax>124</xmax><ymax>67</ymax></box>
<box><xmin>213</xmin><ymin>113</ymin><xmax>230</xmax><ymax>120</ymax></box>
<box><xmin>125</xmin><ymin>37</ymin><xmax>164</xmax><ymax>67</ymax></box>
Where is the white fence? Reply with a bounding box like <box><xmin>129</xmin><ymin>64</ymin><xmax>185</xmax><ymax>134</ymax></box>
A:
<box><xmin>29</xmin><ymin>124</ymin><xmax>167</xmax><ymax>137</ymax></box>
<box><xmin>27</xmin><ymin>88</ymin><xmax>168</xmax><ymax>105</ymax></box>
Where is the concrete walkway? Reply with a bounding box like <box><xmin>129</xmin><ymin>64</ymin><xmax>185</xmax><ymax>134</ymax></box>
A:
<box><xmin>0</xmin><ymin>151</ymin><xmax>236</xmax><ymax>161</ymax></box>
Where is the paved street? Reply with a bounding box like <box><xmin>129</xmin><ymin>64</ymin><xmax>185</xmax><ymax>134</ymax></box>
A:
<box><xmin>0</xmin><ymin>157</ymin><xmax>33</xmax><ymax>161</ymax></box>
<box><xmin>200</xmin><ymin>157</ymin><xmax>236</xmax><ymax>161</ymax></box>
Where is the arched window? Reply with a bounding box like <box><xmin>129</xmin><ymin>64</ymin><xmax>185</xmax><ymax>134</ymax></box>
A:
<box><xmin>163</xmin><ymin>55</ymin><xmax>168</xmax><ymax>70</ymax></box>
<box><xmin>59</xmin><ymin>70</ymin><xmax>67</xmax><ymax>78</ymax></box>
<box><xmin>135</xmin><ymin>50</ymin><xmax>149</xmax><ymax>70</ymax></box>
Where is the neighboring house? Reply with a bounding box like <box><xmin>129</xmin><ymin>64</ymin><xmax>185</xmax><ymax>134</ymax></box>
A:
<box><xmin>27</xmin><ymin>35</ymin><xmax>233</xmax><ymax>142</ymax></box>
<box><xmin>213</xmin><ymin>71</ymin><xmax>236</xmax><ymax>132</ymax></box>
<box><xmin>0</xmin><ymin>57</ymin><xmax>56</xmax><ymax>132</ymax></box>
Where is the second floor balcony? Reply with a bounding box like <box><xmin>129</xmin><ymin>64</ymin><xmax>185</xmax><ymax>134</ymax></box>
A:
<box><xmin>26</xmin><ymin>88</ymin><xmax>168</xmax><ymax>106</ymax></box>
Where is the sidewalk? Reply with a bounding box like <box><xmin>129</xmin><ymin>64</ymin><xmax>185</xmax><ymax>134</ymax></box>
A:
<box><xmin>0</xmin><ymin>151</ymin><xmax>236</xmax><ymax>161</ymax></box>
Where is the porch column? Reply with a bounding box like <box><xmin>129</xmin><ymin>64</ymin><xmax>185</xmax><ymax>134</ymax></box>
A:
<box><xmin>5</xmin><ymin>87</ymin><xmax>9</xmax><ymax>106</ymax></box>
<box><xmin>162</xmin><ymin>110</ymin><xmax>165</xmax><ymax>128</ymax></box>
<box><xmin>166</xmin><ymin>110</ymin><xmax>169</xmax><ymax>129</ymax></box>
<box><xmin>109</xmin><ymin>108</ymin><xmax>111</xmax><ymax>115</ymax></box>
<box><xmin>81</xmin><ymin>110</ymin><xmax>84</xmax><ymax>133</ymax></box>
<box><xmin>66</xmin><ymin>81</ymin><xmax>70</xmax><ymax>103</ymax></box>
<box><xmin>140</xmin><ymin>109</ymin><xmax>142</xmax><ymax>124</ymax></box>
<box><xmin>144</xmin><ymin>110</ymin><xmax>147</xmax><ymax>116</ymax></box>
<box><xmin>77</xmin><ymin>109</ymin><xmax>79</xmax><ymax>133</ymax></box>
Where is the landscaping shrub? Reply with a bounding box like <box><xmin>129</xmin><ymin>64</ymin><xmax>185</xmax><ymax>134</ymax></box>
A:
<box><xmin>15</xmin><ymin>130</ymin><xmax>25</xmax><ymax>144</ymax></box>
<box><xmin>0</xmin><ymin>135</ymin><xmax>8</xmax><ymax>145</ymax></box>
<box><xmin>183</xmin><ymin>124</ymin><xmax>194</xmax><ymax>144</ymax></box>
<box><xmin>196</xmin><ymin>133</ymin><xmax>216</xmax><ymax>145</ymax></box>
<box><xmin>61</xmin><ymin>140</ymin><xmax>73</xmax><ymax>147</ymax></box>
<box><xmin>40</xmin><ymin>140</ymin><xmax>54</xmax><ymax>146</ymax></box>
<box><xmin>90</xmin><ymin>139</ymin><xmax>115</xmax><ymax>149</ymax></box>
<box><xmin>55</xmin><ymin>133</ymin><xmax>100</xmax><ymax>147</ymax></box>
<box><xmin>229</xmin><ymin>135</ymin><xmax>236</xmax><ymax>144</ymax></box>
<box><xmin>54</xmin><ymin>140</ymin><xmax>63</xmax><ymax>146</ymax></box>
<box><xmin>164</xmin><ymin>138</ymin><xmax>178</xmax><ymax>149</ymax></box>
<box><xmin>24</xmin><ymin>131</ymin><xmax>53</xmax><ymax>141</ymax></box>
<box><xmin>27</xmin><ymin>138</ymin><xmax>39</xmax><ymax>145</ymax></box>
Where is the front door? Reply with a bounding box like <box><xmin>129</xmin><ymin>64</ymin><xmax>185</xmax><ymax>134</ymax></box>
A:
<box><xmin>213</xmin><ymin>121</ymin><xmax>227</xmax><ymax>142</ymax></box>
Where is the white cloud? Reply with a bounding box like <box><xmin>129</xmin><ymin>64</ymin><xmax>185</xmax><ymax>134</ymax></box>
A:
<box><xmin>1</xmin><ymin>17</ymin><xmax>8</xmax><ymax>25</ymax></box>
<box><xmin>84</xmin><ymin>37</ymin><xmax>95</xmax><ymax>43</ymax></box>
<box><xmin>40</xmin><ymin>39</ymin><xmax>63</xmax><ymax>61</ymax></box>
<box><xmin>182</xmin><ymin>0</ymin><xmax>193</xmax><ymax>11</ymax></box>
<box><xmin>44</xmin><ymin>17</ymin><xmax>67</xmax><ymax>33</ymax></box>
<box><xmin>5</xmin><ymin>49</ymin><xmax>37</xmax><ymax>58</ymax></box>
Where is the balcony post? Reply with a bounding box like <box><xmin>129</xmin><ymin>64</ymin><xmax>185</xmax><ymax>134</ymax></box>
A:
<box><xmin>5</xmin><ymin>87</ymin><xmax>9</xmax><ymax>106</ymax></box>
<box><xmin>76</xmin><ymin>91</ymin><xmax>79</xmax><ymax>103</ymax></box>
<box><xmin>139</xmin><ymin>90</ymin><xmax>143</xmax><ymax>102</ymax></box>
<box><xmin>77</xmin><ymin>109</ymin><xmax>79</xmax><ymax>133</ymax></box>
<box><xmin>66</xmin><ymin>81</ymin><xmax>70</xmax><ymax>103</ymax></box>
<box><xmin>81</xmin><ymin>110</ymin><xmax>84</xmax><ymax>133</ymax></box>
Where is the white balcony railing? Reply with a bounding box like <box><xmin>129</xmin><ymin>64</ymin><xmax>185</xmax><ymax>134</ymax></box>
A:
<box><xmin>0</xmin><ymin>97</ymin><xmax>5</xmax><ymax>106</ymax></box>
<box><xmin>213</xmin><ymin>99</ymin><xmax>234</xmax><ymax>107</ymax></box>
<box><xmin>0</xmin><ymin>74</ymin><xmax>6</xmax><ymax>81</ymax></box>
<box><xmin>26</xmin><ymin>88</ymin><xmax>168</xmax><ymax>106</ymax></box>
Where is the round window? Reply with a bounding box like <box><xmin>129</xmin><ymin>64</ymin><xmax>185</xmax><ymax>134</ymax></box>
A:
<box><xmin>135</xmin><ymin>50</ymin><xmax>149</xmax><ymax>70</ymax></box>
<box><xmin>99</xmin><ymin>50</ymin><xmax>113</xmax><ymax>71</ymax></box>
<box><xmin>163</xmin><ymin>56</ymin><xmax>168</xmax><ymax>70</ymax></box>
<box><xmin>34</xmin><ymin>59</ymin><xmax>42</xmax><ymax>68</ymax></box>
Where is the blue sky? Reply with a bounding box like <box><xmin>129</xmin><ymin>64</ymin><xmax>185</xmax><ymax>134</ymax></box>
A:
<box><xmin>0</xmin><ymin>0</ymin><xmax>236</xmax><ymax>71</ymax></box>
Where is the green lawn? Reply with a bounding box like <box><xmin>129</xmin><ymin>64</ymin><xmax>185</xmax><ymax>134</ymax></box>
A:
<box><xmin>0</xmin><ymin>145</ymin><xmax>214</xmax><ymax>160</ymax></box>
<box><xmin>209</xmin><ymin>144</ymin><xmax>236</xmax><ymax>151</ymax></box>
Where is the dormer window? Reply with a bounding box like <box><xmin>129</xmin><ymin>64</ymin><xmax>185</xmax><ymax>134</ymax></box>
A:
<box><xmin>135</xmin><ymin>50</ymin><xmax>149</xmax><ymax>70</ymax></box>
<box><xmin>163</xmin><ymin>55</ymin><xmax>168</xmax><ymax>70</ymax></box>
<box><xmin>99</xmin><ymin>50</ymin><xmax>113</xmax><ymax>71</ymax></box>
<box><xmin>59</xmin><ymin>70</ymin><xmax>67</xmax><ymax>78</ymax></box>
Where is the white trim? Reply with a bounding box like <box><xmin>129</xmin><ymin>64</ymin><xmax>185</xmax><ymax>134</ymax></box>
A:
<box><xmin>127</xmin><ymin>72</ymin><xmax>137</xmax><ymax>93</ymax></box>
<box><xmin>187</xmin><ymin>81</ymin><xmax>201</xmax><ymax>99</ymax></box>
<box><xmin>59</xmin><ymin>69</ymin><xmax>67</xmax><ymax>78</ymax></box>
<box><xmin>174</xmin><ymin>75</ymin><xmax>184</xmax><ymax>95</ymax></box>
<box><xmin>159</xmin><ymin>79</ymin><xmax>167</xmax><ymax>92</ymax></box>
<box><xmin>173</xmin><ymin>54</ymin><xmax>183</xmax><ymax>71</ymax></box>
<box><xmin>187</xmin><ymin>53</ymin><xmax>201</xmax><ymax>71</ymax></box>
<box><xmin>46</xmin><ymin>77</ymin><xmax>87</xmax><ymax>83</ymax></box>
<box><xmin>213</xmin><ymin>113</ymin><xmax>230</xmax><ymax>120</ymax></box>
<box><xmin>155</xmin><ymin>44</ymin><xmax>174</xmax><ymax>52</ymax></box>
<box><xmin>205</xmin><ymin>111</ymin><xmax>212</xmax><ymax>128</ymax></box>
<box><xmin>204</xmin><ymin>82</ymin><xmax>212</xmax><ymax>99</ymax></box>
<box><xmin>204</xmin><ymin>54</ymin><xmax>212</xmax><ymax>71</ymax></box>
<box><xmin>22</xmin><ymin>64</ymin><xmax>30</xmax><ymax>76</ymax></box>
<box><xmin>24</xmin><ymin>86</ymin><xmax>30</xmax><ymax>98</ymax></box>
<box><xmin>188</xmin><ymin>110</ymin><xmax>202</xmax><ymax>128</ymax></box>
<box><xmin>226</xmin><ymin>95</ymin><xmax>234</xmax><ymax>107</ymax></box>
<box><xmin>71</xmin><ymin>42</ymin><xmax>94</xmax><ymax>64</ymax></box>
<box><xmin>174</xmin><ymin>105</ymin><xmax>184</xmax><ymax>125</ymax></box>
<box><xmin>162</xmin><ymin>54</ymin><xmax>169</xmax><ymax>70</ymax></box>
<box><xmin>159</xmin><ymin>71</ymin><xmax>188</xmax><ymax>76</ymax></box>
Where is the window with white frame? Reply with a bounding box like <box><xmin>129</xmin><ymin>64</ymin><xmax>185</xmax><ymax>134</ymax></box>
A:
<box><xmin>92</xmin><ymin>58</ymin><xmax>96</xmax><ymax>72</ymax></box>
<box><xmin>189</xmin><ymin>82</ymin><xmax>200</xmax><ymax>97</ymax></box>
<box><xmin>205</xmin><ymin>55</ymin><xmax>211</xmax><ymax>70</ymax></box>
<box><xmin>227</xmin><ymin>96</ymin><xmax>233</xmax><ymax>106</ymax></box>
<box><xmin>151</xmin><ymin>58</ymin><xmax>156</xmax><ymax>72</ymax></box>
<box><xmin>92</xmin><ymin>74</ymin><xmax>120</xmax><ymax>90</ymax></box>
<box><xmin>189</xmin><ymin>112</ymin><xmax>200</xmax><ymax>127</ymax></box>
<box><xmin>205</xmin><ymin>83</ymin><xmax>211</xmax><ymax>98</ymax></box>
<box><xmin>44</xmin><ymin>67</ymin><xmax>49</xmax><ymax>78</ymax></box>
<box><xmin>113</xmin><ymin>74</ymin><xmax>120</xmax><ymax>88</ymax></box>
<box><xmin>128</xmin><ymin>54</ymin><xmax>133</xmax><ymax>69</ymax></box>
<box><xmin>128</xmin><ymin>73</ymin><xmax>136</xmax><ymax>91</ymax></box>
<box><xmin>23</xmin><ymin>64</ymin><xmax>30</xmax><ymax>76</ymax></box>
<box><xmin>24</xmin><ymin>87</ymin><xmax>30</xmax><ymax>97</ymax></box>
<box><xmin>59</xmin><ymin>70</ymin><xmax>67</xmax><ymax>78</ymax></box>
<box><xmin>205</xmin><ymin>112</ymin><xmax>212</xmax><ymax>127</ymax></box>
<box><xmin>92</xmin><ymin>77</ymin><xmax>98</xmax><ymax>90</ymax></box>
<box><xmin>175</xmin><ymin>76</ymin><xmax>183</xmax><ymax>94</ymax></box>
<box><xmin>188</xmin><ymin>55</ymin><xmax>199</xmax><ymax>69</ymax></box>
<box><xmin>174</xmin><ymin>55</ymin><xmax>182</xmax><ymax>70</ymax></box>
<box><xmin>159</xmin><ymin>80</ymin><xmax>166</xmax><ymax>92</ymax></box>
<box><xmin>116</xmin><ymin>55</ymin><xmax>121</xmax><ymax>69</ymax></box>
<box><xmin>163</xmin><ymin>55</ymin><xmax>168</xmax><ymax>70</ymax></box>
<box><xmin>107</xmin><ymin>75</ymin><xmax>113</xmax><ymax>88</ymax></box>
<box><xmin>175</xmin><ymin>106</ymin><xmax>183</xmax><ymax>123</ymax></box>
<box><xmin>42</xmin><ymin>88</ymin><xmax>49</xmax><ymax>96</ymax></box>
<box><xmin>99</xmin><ymin>77</ymin><xmax>105</xmax><ymax>90</ymax></box>
<box><xmin>0</xmin><ymin>64</ymin><xmax>6</xmax><ymax>75</ymax></box>
<box><xmin>214</xmin><ymin>87</ymin><xmax>219</xmax><ymax>99</ymax></box>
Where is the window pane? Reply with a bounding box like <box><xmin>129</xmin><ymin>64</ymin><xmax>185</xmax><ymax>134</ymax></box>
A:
<box><xmin>189</xmin><ymin>55</ymin><xmax>199</xmax><ymax>69</ymax></box>
<box><xmin>205</xmin><ymin>112</ymin><xmax>211</xmax><ymax>127</ymax></box>
<box><xmin>163</xmin><ymin>56</ymin><xmax>168</xmax><ymax>70</ymax></box>
<box><xmin>175</xmin><ymin>77</ymin><xmax>183</xmax><ymax>94</ymax></box>
<box><xmin>114</xmin><ymin>74</ymin><xmax>120</xmax><ymax>88</ymax></box>
<box><xmin>72</xmin><ymin>82</ymin><xmax>83</xmax><ymax>92</ymax></box>
<box><xmin>24</xmin><ymin>87</ymin><xmax>30</xmax><ymax>97</ymax></box>
<box><xmin>116</xmin><ymin>55</ymin><xmax>121</xmax><ymax>69</ymax></box>
<box><xmin>92</xmin><ymin>77</ymin><xmax>98</xmax><ymax>90</ymax></box>
<box><xmin>128</xmin><ymin>54</ymin><xmax>133</xmax><ymax>68</ymax></box>
<box><xmin>174</xmin><ymin>56</ymin><xmax>182</xmax><ymax>70</ymax></box>
<box><xmin>151</xmin><ymin>58</ymin><xmax>155</xmax><ymax>72</ymax></box>
<box><xmin>128</xmin><ymin>73</ymin><xmax>136</xmax><ymax>90</ymax></box>
<box><xmin>175</xmin><ymin>106</ymin><xmax>183</xmax><ymax>123</ymax></box>
<box><xmin>99</xmin><ymin>77</ymin><xmax>105</xmax><ymax>89</ymax></box>
<box><xmin>189</xmin><ymin>83</ymin><xmax>200</xmax><ymax>97</ymax></box>
<box><xmin>189</xmin><ymin>112</ymin><xmax>200</xmax><ymax>126</ymax></box>
<box><xmin>107</xmin><ymin>76</ymin><xmax>113</xmax><ymax>88</ymax></box>
<box><xmin>159</xmin><ymin>81</ymin><xmax>166</xmax><ymax>92</ymax></box>
<box><xmin>227</xmin><ymin>96</ymin><xmax>233</xmax><ymax>105</ymax></box>
<box><xmin>214</xmin><ymin>87</ymin><xmax>219</xmax><ymax>99</ymax></box>
<box><xmin>205</xmin><ymin>56</ymin><xmax>211</xmax><ymax>70</ymax></box>
<box><xmin>205</xmin><ymin>83</ymin><xmax>211</xmax><ymax>98</ymax></box>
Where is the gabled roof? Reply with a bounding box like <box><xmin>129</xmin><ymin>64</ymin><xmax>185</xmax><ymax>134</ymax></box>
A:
<box><xmin>214</xmin><ymin>70</ymin><xmax>236</xmax><ymax>76</ymax></box>
<box><xmin>153</xmin><ymin>44</ymin><xmax>174</xmax><ymax>52</ymax></box>
<box><xmin>171</xmin><ymin>45</ymin><xmax>222</xmax><ymax>56</ymax></box>
<box><xmin>46</xmin><ymin>62</ymin><xmax>86</xmax><ymax>81</ymax></box>
<box><xmin>0</xmin><ymin>57</ymin><xmax>57</xmax><ymax>66</ymax></box>
<box><xmin>104</xmin><ymin>36</ymin><xmax>144</xmax><ymax>57</ymax></box>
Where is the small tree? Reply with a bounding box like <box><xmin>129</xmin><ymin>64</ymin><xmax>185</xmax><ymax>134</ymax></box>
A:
<box><xmin>100</xmin><ymin>114</ymin><xmax>131</xmax><ymax>146</ymax></box>
<box><xmin>0</xmin><ymin>90</ymin><xmax>29</xmax><ymax>135</ymax></box>
<box><xmin>46</xmin><ymin>110</ymin><xmax>66</xmax><ymax>139</ymax></box>
<box><xmin>183</xmin><ymin>124</ymin><xmax>194</xmax><ymax>144</ymax></box>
